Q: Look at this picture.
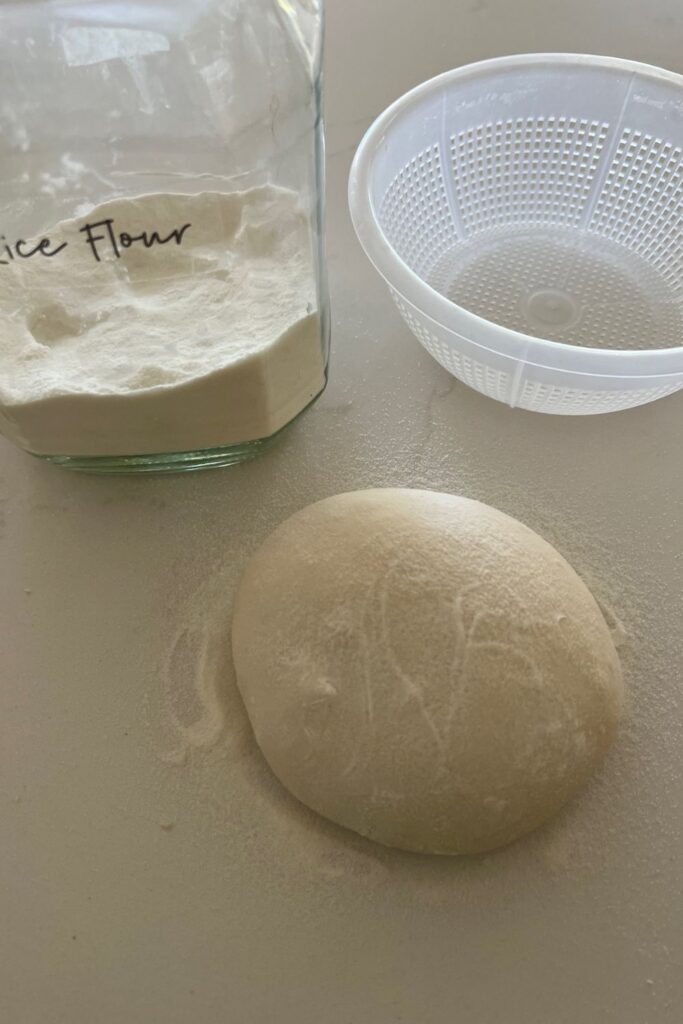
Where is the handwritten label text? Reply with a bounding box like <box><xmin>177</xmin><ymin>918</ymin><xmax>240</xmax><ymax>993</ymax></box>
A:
<box><xmin>0</xmin><ymin>216</ymin><xmax>192</xmax><ymax>266</ymax></box>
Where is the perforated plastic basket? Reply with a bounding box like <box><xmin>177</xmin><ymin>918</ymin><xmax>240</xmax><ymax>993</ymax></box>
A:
<box><xmin>349</xmin><ymin>54</ymin><xmax>683</xmax><ymax>414</ymax></box>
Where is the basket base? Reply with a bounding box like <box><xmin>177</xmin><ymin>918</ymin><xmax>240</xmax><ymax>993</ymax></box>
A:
<box><xmin>429</xmin><ymin>225</ymin><xmax>681</xmax><ymax>352</ymax></box>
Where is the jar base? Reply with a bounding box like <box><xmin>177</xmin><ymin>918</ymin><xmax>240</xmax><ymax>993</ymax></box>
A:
<box><xmin>32</xmin><ymin>377</ymin><xmax>327</xmax><ymax>475</ymax></box>
<box><xmin>36</xmin><ymin>437</ymin><xmax>271</xmax><ymax>474</ymax></box>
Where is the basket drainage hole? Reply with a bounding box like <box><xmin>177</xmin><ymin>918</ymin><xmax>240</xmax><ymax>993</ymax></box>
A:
<box><xmin>523</xmin><ymin>289</ymin><xmax>581</xmax><ymax>331</ymax></box>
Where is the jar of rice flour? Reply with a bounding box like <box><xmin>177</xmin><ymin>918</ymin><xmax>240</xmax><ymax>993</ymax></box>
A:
<box><xmin>0</xmin><ymin>0</ymin><xmax>328</xmax><ymax>472</ymax></box>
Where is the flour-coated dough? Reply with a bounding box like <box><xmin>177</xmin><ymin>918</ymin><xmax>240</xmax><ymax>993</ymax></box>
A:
<box><xmin>232</xmin><ymin>489</ymin><xmax>624</xmax><ymax>855</ymax></box>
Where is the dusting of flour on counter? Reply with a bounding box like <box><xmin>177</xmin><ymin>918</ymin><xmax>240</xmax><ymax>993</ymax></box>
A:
<box><xmin>0</xmin><ymin>187</ymin><xmax>325</xmax><ymax>456</ymax></box>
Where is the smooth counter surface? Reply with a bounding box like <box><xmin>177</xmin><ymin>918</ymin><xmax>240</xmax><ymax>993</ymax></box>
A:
<box><xmin>2</xmin><ymin>2</ymin><xmax>682</xmax><ymax>1022</ymax></box>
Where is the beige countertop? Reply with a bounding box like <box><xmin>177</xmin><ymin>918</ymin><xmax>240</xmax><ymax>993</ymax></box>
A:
<box><xmin>2</xmin><ymin>2</ymin><xmax>682</xmax><ymax>1022</ymax></box>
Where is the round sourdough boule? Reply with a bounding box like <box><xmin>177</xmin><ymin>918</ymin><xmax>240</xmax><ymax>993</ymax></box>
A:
<box><xmin>231</xmin><ymin>489</ymin><xmax>625</xmax><ymax>855</ymax></box>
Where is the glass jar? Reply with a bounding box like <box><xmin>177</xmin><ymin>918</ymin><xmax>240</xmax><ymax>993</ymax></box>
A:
<box><xmin>0</xmin><ymin>0</ymin><xmax>328</xmax><ymax>472</ymax></box>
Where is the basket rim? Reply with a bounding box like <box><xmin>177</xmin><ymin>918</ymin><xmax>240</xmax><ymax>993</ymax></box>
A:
<box><xmin>348</xmin><ymin>53</ymin><xmax>683</xmax><ymax>374</ymax></box>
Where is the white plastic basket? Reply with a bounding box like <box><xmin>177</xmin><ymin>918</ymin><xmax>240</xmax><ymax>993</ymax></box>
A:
<box><xmin>349</xmin><ymin>54</ymin><xmax>683</xmax><ymax>414</ymax></box>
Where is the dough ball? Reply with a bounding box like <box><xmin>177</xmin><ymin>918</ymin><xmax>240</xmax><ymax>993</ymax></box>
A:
<box><xmin>232</xmin><ymin>489</ymin><xmax>624</xmax><ymax>855</ymax></box>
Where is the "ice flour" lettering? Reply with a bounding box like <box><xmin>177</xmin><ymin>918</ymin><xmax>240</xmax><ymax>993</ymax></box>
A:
<box><xmin>0</xmin><ymin>218</ymin><xmax>192</xmax><ymax>266</ymax></box>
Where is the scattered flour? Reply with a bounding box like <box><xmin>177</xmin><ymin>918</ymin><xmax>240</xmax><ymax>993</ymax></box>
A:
<box><xmin>0</xmin><ymin>186</ymin><xmax>325</xmax><ymax>456</ymax></box>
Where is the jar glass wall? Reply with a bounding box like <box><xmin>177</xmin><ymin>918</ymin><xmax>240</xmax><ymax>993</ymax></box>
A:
<box><xmin>0</xmin><ymin>0</ymin><xmax>329</xmax><ymax>472</ymax></box>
